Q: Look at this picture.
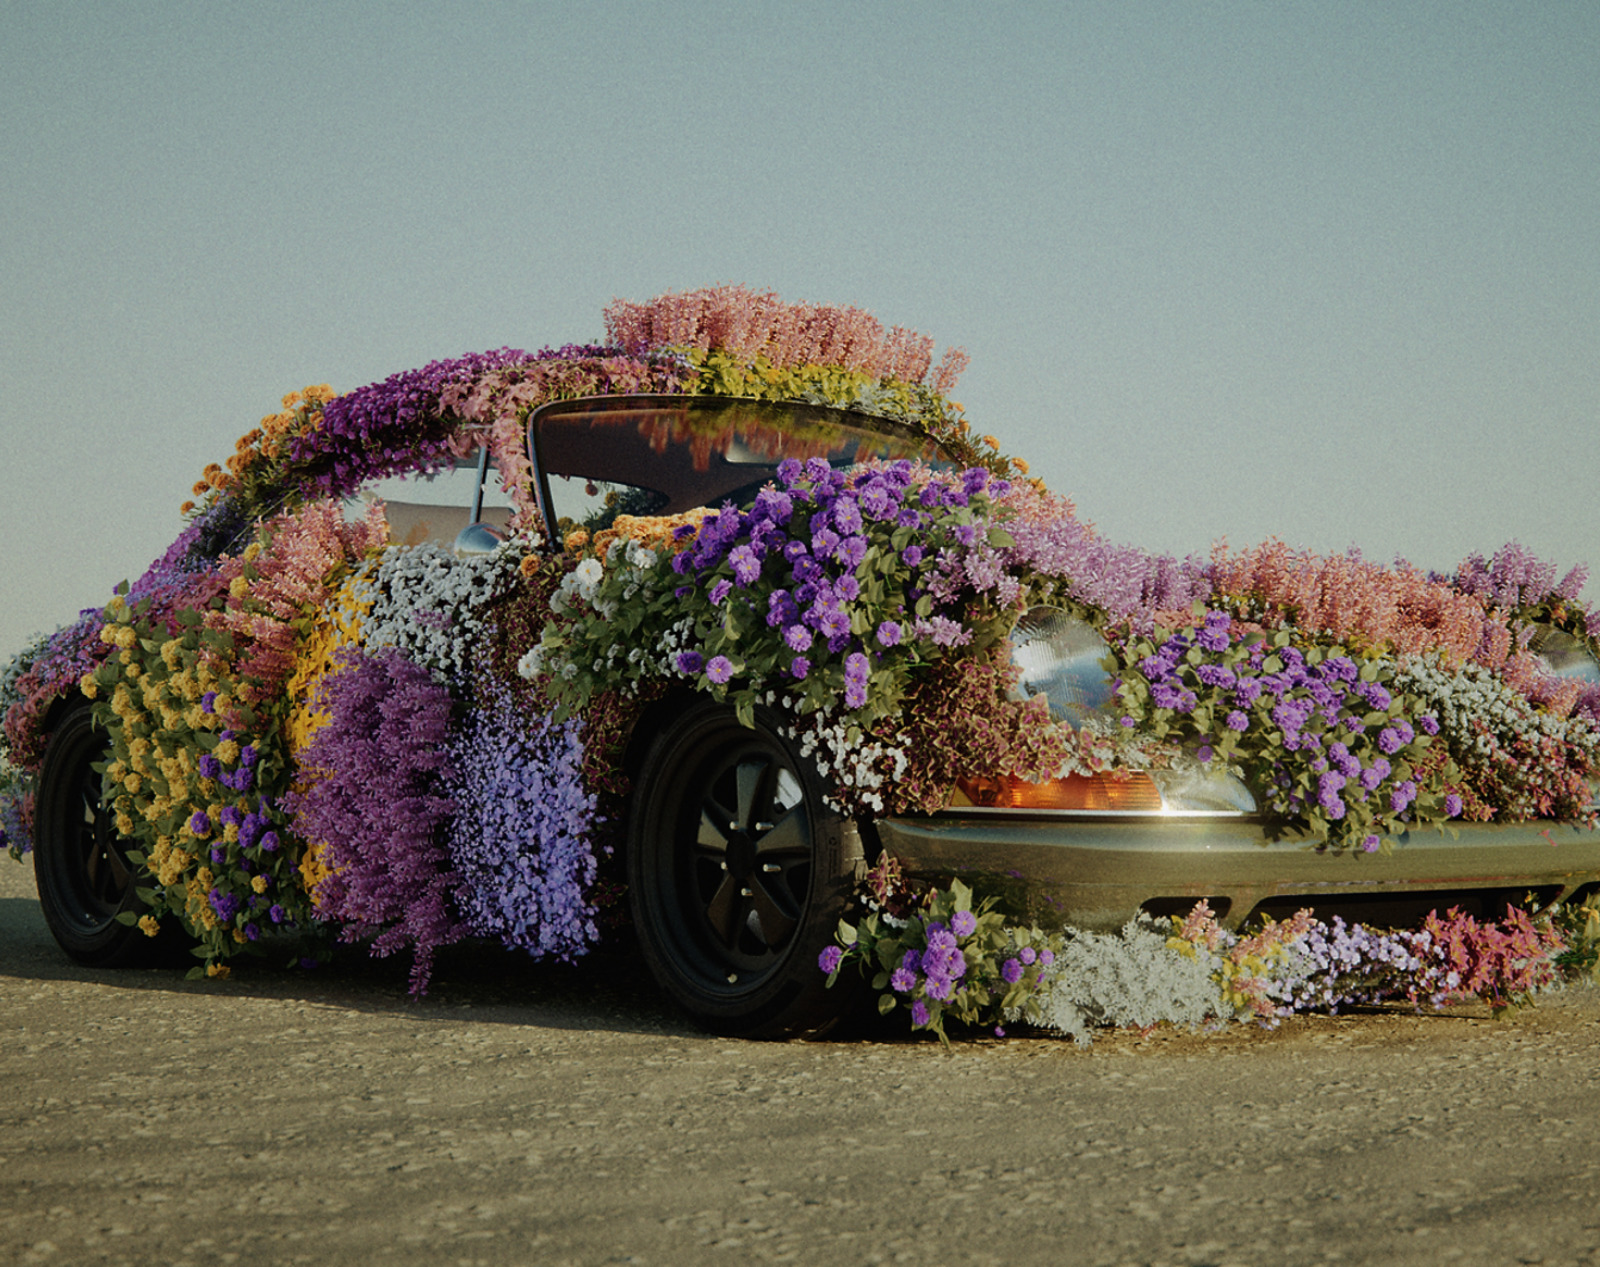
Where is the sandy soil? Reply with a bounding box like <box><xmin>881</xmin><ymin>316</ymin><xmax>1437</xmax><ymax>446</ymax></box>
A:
<box><xmin>4</xmin><ymin>856</ymin><xmax>1599</xmax><ymax>1267</ymax></box>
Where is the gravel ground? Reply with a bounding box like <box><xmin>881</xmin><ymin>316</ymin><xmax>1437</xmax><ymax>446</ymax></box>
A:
<box><xmin>4</xmin><ymin>856</ymin><xmax>1600</xmax><ymax>1267</ymax></box>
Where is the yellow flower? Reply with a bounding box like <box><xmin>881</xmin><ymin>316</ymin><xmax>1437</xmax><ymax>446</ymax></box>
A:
<box><xmin>282</xmin><ymin>389</ymin><xmax>303</xmax><ymax>409</ymax></box>
<box><xmin>115</xmin><ymin>626</ymin><xmax>138</xmax><ymax>650</ymax></box>
<box><xmin>251</xmin><ymin>875</ymin><xmax>270</xmax><ymax>894</ymax></box>
<box><xmin>224</xmin><ymin>823</ymin><xmax>240</xmax><ymax>844</ymax></box>
<box><xmin>215</xmin><ymin>739</ymin><xmax>240</xmax><ymax>765</ymax></box>
<box><xmin>138</xmin><ymin>915</ymin><xmax>161</xmax><ymax>938</ymax></box>
<box><xmin>205</xmin><ymin>962</ymin><xmax>231</xmax><ymax>979</ymax></box>
<box><xmin>242</xmin><ymin>542</ymin><xmax>263</xmax><ymax>563</ymax></box>
<box><xmin>79</xmin><ymin>673</ymin><xmax>98</xmax><ymax>699</ymax></box>
<box><xmin>229</xmin><ymin>575</ymin><xmax>250</xmax><ymax>599</ymax></box>
<box><xmin>981</xmin><ymin>434</ymin><xmax>1000</xmax><ymax>450</ymax></box>
<box><xmin>1013</xmin><ymin>458</ymin><xmax>1030</xmax><ymax>475</ymax></box>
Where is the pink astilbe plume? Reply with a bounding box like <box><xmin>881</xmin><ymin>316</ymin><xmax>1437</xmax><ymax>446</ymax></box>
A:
<box><xmin>602</xmin><ymin>284</ymin><xmax>968</xmax><ymax>392</ymax></box>
<box><xmin>1209</xmin><ymin>539</ymin><xmax>1489</xmax><ymax>663</ymax></box>
<box><xmin>205</xmin><ymin>500</ymin><xmax>388</xmax><ymax>701</ymax></box>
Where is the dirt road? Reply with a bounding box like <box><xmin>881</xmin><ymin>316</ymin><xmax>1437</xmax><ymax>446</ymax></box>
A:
<box><xmin>4</xmin><ymin>857</ymin><xmax>1599</xmax><ymax>1267</ymax></box>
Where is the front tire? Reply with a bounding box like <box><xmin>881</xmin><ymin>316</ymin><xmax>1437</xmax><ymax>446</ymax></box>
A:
<box><xmin>628</xmin><ymin>700</ymin><xmax>863</xmax><ymax>1038</ymax></box>
<box><xmin>33</xmin><ymin>705</ymin><xmax>159</xmax><ymax>967</ymax></box>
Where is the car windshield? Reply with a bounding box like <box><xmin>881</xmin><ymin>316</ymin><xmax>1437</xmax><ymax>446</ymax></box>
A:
<box><xmin>528</xmin><ymin>394</ymin><xmax>951</xmax><ymax>541</ymax></box>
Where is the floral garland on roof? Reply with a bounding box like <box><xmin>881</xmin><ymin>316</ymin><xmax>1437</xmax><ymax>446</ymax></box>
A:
<box><xmin>0</xmin><ymin>285</ymin><xmax>1596</xmax><ymax>1028</ymax></box>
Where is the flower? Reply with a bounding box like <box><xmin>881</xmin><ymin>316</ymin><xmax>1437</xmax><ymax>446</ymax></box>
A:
<box><xmin>818</xmin><ymin>945</ymin><xmax>844</xmax><ymax>974</ymax></box>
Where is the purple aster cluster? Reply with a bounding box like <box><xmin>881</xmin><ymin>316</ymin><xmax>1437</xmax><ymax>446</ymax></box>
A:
<box><xmin>446</xmin><ymin>689</ymin><xmax>602</xmax><ymax>962</ymax></box>
<box><xmin>1123</xmin><ymin>610</ymin><xmax>1455</xmax><ymax>848</ymax></box>
<box><xmin>663</xmin><ymin>458</ymin><xmax>1009</xmax><ymax>714</ymax></box>
<box><xmin>824</xmin><ymin>882</ymin><xmax>1064</xmax><ymax>1041</ymax></box>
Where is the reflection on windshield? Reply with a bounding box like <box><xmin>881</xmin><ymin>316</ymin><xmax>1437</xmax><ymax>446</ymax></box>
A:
<box><xmin>529</xmin><ymin>395</ymin><xmax>947</xmax><ymax>540</ymax></box>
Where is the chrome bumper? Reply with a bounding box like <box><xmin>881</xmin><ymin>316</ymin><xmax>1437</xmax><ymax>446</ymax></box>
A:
<box><xmin>875</xmin><ymin>813</ymin><xmax>1600</xmax><ymax>931</ymax></box>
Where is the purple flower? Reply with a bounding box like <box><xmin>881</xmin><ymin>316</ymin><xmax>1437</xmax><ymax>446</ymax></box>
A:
<box><xmin>783</xmin><ymin>624</ymin><xmax>813</xmax><ymax>652</ymax></box>
<box><xmin>189</xmin><ymin>811</ymin><xmax>211</xmax><ymax>837</ymax></box>
<box><xmin>951</xmin><ymin>910</ymin><xmax>978</xmax><ymax>938</ymax></box>
<box><xmin>890</xmin><ymin>967</ymin><xmax>917</xmax><ymax>993</ymax></box>
<box><xmin>1019</xmin><ymin>946</ymin><xmax>1038</xmax><ymax>966</ymax></box>
<box><xmin>875</xmin><ymin>621</ymin><xmax>903</xmax><ymax>648</ymax></box>
<box><xmin>1001</xmin><ymin>958</ymin><xmax>1024</xmax><ymax>984</ymax></box>
<box><xmin>675</xmin><ymin>650</ymin><xmax>705</xmax><ymax>675</ymax></box>
<box><xmin>817</xmin><ymin>945</ymin><xmax>844</xmax><ymax>974</ymax></box>
<box><xmin>729</xmin><ymin>544</ymin><xmax>761</xmax><ymax>586</ymax></box>
<box><xmin>817</xmin><ymin>608</ymin><xmax>850</xmax><ymax>641</ymax></box>
<box><xmin>911</xmin><ymin>1000</ymin><xmax>931</xmax><ymax>1027</ymax></box>
<box><xmin>843</xmin><ymin>652</ymin><xmax>870</xmax><ymax>709</ymax></box>
<box><xmin>207</xmin><ymin>889</ymin><xmax>241</xmax><ymax>922</ymax></box>
<box><xmin>198</xmin><ymin>754</ymin><xmax>222</xmax><ymax>780</ymax></box>
<box><xmin>1225</xmin><ymin>710</ymin><xmax>1249</xmax><ymax>732</ymax></box>
<box><xmin>708</xmin><ymin>578</ymin><xmax>733</xmax><ymax>606</ymax></box>
<box><xmin>706</xmin><ymin>656</ymin><xmax>734</xmax><ymax>685</ymax></box>
<box><xmin>201</xmin><ymin>691</ymin><xmax>217</xmax><ymax>714</ymax></box>
<box><xmin>1444</xmin><ymin>793</ymin><xmax>1463</xmax><ymax>817</ymax></box>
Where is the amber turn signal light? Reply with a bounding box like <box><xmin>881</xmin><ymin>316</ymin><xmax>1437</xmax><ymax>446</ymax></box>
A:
<box><xmin>953</xmin><ymin>771</ymin><xmax>1165</xmax><ymax>812</ymax></box>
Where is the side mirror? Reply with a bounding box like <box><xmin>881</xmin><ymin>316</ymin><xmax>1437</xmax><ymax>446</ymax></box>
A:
<box><xmin>452</xmin><ymin>521</ymin><xmax>507</xmax><ymax>558</ymax></box>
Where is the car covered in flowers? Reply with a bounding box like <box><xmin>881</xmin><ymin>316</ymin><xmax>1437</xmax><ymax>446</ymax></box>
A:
<box><xmin>4</xmin><ymin>285</ymin><xmax>1599</xmax><ymax>1039</ymax></box>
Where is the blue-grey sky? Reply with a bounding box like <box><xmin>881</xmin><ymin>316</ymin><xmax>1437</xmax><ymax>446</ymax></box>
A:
<box><xmin>4</xmin><ymin>1</ymin><xmax>1596</xmax><ymax>659</ymax></box>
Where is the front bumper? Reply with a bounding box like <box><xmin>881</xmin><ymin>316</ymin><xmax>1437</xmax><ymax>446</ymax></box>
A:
<box><xmin>876</xmin><ymin>812</ymin><xmax>1600</xmax><ymax>931</ymax></box>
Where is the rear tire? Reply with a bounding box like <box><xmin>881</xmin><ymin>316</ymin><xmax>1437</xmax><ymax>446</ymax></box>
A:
<box><xmin>33</xmin><ymin>705</ymin><xmax>161</xmax><ymax>967</ymax></box>
<box><xmin>628</xmin><ymin>700</ymin><xmax>863</xmax><ymax>1038</ymax></box>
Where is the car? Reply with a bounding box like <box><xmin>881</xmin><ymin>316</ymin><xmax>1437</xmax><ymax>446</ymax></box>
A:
<box><xmin>4</xmin><ymin>285</ymin><xmax>1599</xmax><ymax>1038</ymax></box>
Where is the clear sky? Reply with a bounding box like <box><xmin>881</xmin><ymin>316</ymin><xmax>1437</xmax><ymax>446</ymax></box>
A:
<box><xmin>3</xmin><ymin>1</ymin><xmax>1596</xmax><ymax>660</ymax></box>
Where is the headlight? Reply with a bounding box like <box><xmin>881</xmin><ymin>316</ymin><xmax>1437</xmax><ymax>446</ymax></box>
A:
<box><xmin>1007</xmin><ymin>607</ymin><xmax>1117</xmax><ymax>728</ymax></box>
<box><xmin>1149</xmin><ymin>763</ymin><xmax>1258</xmax><ymax>814</ymax></box>
<box><xmin>1000</xmin><ymin>606</ymin><xmax>1256</xmax><ymax>815</ymax></box>
<box><xmin>1528</xmin><ymin>624</ymin><xmax>1600</xmax><ymax>684</ymax></box>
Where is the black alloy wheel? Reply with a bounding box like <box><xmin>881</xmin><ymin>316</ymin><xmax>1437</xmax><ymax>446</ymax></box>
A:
<box><xmin>628</xmin><ymin>700</ymin><xmax>862</xmax><ymax>1038</ymax></box>
<box><xmin>33</xmin><ymin>705</ymin><xmax>160</xmax><ymax>967</ymax></box>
